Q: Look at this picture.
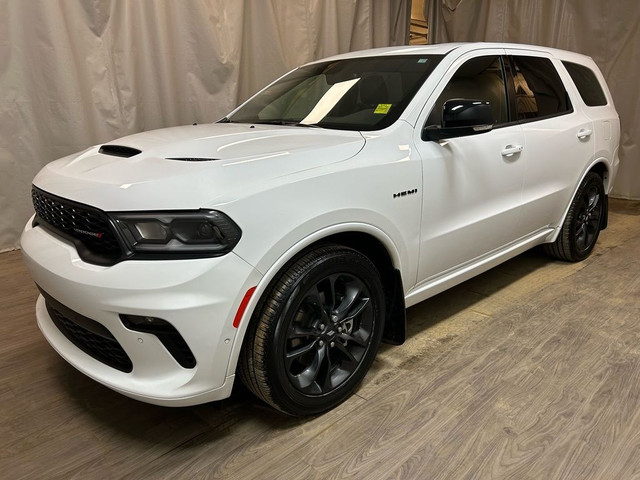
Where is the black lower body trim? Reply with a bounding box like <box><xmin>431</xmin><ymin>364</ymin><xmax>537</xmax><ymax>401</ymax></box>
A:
<box><xmin>39</xmin><ymin>288</ymin><xmax>133</xmax><ymax>373</ymax></box>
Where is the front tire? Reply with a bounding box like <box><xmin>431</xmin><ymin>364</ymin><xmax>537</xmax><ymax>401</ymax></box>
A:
<box><xmin>239</xmin><ymin>245</ymin><xmax>385</xmax><ymax>416</ymax></box>
<box><xmin>544</xmin><ymin>172</ymin><xmax>605</xmax><ymax>262</ymax></box>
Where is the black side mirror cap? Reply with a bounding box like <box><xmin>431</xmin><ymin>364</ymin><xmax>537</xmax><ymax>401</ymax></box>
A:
<box><xmin>422</xmin><ymin>99</ymin><xmax>494</xmax><ymax>141</ymax></box>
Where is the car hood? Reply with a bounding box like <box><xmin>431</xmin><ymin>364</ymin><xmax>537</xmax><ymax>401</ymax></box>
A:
<box><xmin>33</xmin><ymin>123</ymin><xmax>365</xmax><ymax>211</ymax></box>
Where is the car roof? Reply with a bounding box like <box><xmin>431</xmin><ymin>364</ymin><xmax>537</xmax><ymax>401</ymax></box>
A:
<box><xmin>311</xmin><ymin>42</ymin><xmax>595</xmax><ymax>66</ymax></box>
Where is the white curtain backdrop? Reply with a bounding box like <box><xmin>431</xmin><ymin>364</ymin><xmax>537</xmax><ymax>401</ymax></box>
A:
<box><xmin>0</xmin><ymin>0</ymin><xmax>410</xmax><ymax>251</ymax></box>
<box><xmin>426</xmin><ymin>0</ymin><xmax>640</xmax><ymax>200</ymax></box>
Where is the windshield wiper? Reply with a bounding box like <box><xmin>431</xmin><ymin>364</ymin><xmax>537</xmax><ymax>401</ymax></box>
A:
<box><xmin>253</xmin><ymin>120</ymin><xmax>322</xmax><ymax>128</ymax></box>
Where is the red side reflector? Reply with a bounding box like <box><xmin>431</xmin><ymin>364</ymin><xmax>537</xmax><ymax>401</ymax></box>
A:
<box><xmin>233</xmin><ymin>286</ymin><xmax>256</xmax><ymax>328</ymax></box>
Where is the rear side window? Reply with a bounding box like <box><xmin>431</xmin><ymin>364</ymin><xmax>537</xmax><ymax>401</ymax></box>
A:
<box><xmin>510</xmin><ymin>56</ymin><xmax>572</xmax><ymax>121</ymax></box>
<box><xmin>562</xmin><ymin>61</ymin><xmax>608</xmax><ymax>106</ymax></box>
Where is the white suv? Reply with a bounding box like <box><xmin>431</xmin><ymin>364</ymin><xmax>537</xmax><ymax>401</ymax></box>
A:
<box><xmin>21</xmin><ymin>43</ymin><xmax>620</xmax><ymax>415</ymax></box>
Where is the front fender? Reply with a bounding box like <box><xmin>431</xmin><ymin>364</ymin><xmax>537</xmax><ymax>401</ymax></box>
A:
<box><xmin>225</xmin><ymin>221</ymin><xmax>404</xmax><ymax>378</ymax></box>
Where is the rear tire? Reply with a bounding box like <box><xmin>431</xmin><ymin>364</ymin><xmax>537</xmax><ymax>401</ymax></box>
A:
<box><xmin>544</xmin><ymin>172</ymin><xmax>604</xmax><ymax>262</ymax></box>
<box><xmin>238</xmin><ymin>245</ymin><xmax>385</xmax><ymax>416</ymax></box>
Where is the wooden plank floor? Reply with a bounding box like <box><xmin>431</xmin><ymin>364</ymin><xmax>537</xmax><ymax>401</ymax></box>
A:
<box><xmin>2</xmin><ymin>199</ymin><xmax>640</xmax><ymax>479</ymax></box>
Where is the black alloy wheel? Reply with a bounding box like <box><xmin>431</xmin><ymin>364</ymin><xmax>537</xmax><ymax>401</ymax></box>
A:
<box><xmin>573</xmin><ymin>180</ymin><xmax>602</xmax><ymax>256</ymax></box>
<box><xmin>544</xmin><ymin>172</ymin><xmax>605</xmax><ymax>262</ymax></box>
<box><xmin>283</xmin><ymin>272</ymin><xmax>374</xmax><ymax>395</ymax></box>
<box><xmin>239</xmin><ymin>245</ymin><xmax>385</xmax><ymax>416</ymax></box>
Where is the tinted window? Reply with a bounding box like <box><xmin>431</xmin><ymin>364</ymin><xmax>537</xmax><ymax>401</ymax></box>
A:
<box><xmin>229</xmin><ymin>55</ymin><xmax>443</xmax><ymax>131</ymax></box>
<box><xmin>562</xmin><ymin>61</ymin><xmax>607</xmax><ymax>106</ymax></box>
<box><xmin>511</xmin><ymin>56</ymin><xmax>572</xmax><ymax>121</ymax></box>
<box><xmin>427</xmin><ymin>56</ymin><xmax>508</xmax><ymax>127</ymax></box>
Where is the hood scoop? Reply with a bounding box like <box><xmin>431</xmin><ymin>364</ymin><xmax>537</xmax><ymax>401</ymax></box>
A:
<box><xmin>166</xmin><ymin>157</ymin><xmax>220</xmax><ymax>162</ymax></box>
<box><xmin>99</xmin><ymin>145</ymin><xmax>142</xmax><ymax>158</ymax></box>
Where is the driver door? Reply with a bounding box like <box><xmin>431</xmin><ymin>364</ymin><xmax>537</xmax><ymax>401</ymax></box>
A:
<box><xmin>414</xmin><ymin>53</ymin><xmax>527</xmax><ymax>284</ymax></box>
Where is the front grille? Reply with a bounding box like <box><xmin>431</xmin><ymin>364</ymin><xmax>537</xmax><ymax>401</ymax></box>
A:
<box><xmin>32</xmin><ymin>186</ymin><xmax>124</xmax><ymax>265</ymax></box>
<box><xmin>42</xmin><ymin>289</ymin><xmax>133</xmax><ymax>373</ymax></box>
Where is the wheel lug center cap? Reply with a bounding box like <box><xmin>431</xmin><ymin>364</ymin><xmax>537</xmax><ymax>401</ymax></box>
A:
<box><xmin>324</xmin><ymin>326</ymin><xmax>337</xmax><ymax>339</ymax></box>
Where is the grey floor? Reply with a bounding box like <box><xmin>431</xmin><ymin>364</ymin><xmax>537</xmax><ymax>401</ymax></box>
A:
<box><xmin>2</xmin><ymin>199</ymin><xmax>639</xmax><ymax>479</ymax></box>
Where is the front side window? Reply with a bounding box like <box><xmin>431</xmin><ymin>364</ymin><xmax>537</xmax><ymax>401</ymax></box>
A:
<box><xmin>228</xmin><ymin>55</ymin><xmax>443</xmax><ymax>131</ymax></box>
<box><xmin>511</xmin><ymin>56</ymin><xmax>572</xmax><ymax>121</ymax></box>
<box><xmin>426</xmin><ymin>55</ymin><xmax>508</xmax><ymax>127</ymax></box>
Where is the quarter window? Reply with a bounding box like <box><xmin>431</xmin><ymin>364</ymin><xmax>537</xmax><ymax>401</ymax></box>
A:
<box><xmin>562</xmin><ymin>61</ymin><xmax>608</xmax><ymax>107</ymax></box>
<box><xmin>426</xmin><ymin>56</ymin><xmax>508</xmax><ymax>127</ymax></box>
<box><xmin>511</xmin><ymin>56</ymin><xmax>572</xmax><ymax>121</ymax></box>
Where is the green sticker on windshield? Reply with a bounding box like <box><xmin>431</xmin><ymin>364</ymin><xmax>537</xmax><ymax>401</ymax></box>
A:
<box><xmin>374</xmin><ymin>104</ymin><xmax>392</xmax><ymax>114</ymax></box>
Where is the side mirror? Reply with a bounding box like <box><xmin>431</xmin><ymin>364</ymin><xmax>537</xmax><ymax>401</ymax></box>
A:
<box><xmin>422</xmin><ymin>99</ymin><xmax>494</xmax><ymax>141</ymax></box>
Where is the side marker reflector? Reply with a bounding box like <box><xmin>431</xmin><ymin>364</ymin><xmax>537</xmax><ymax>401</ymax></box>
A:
<box><xmin>233</xmin><ymin>286</ymin><xmax>256</xmax><ymax>328</ymax></box>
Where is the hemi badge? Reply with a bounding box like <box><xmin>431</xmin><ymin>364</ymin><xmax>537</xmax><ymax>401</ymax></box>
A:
<box><xmin>393</xmin><ymin>188</ymin><xmax>418</xmax><ymax>199</ymax></box>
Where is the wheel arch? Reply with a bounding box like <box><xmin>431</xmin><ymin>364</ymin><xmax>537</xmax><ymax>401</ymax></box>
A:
<box><xmin>317</xmin><ymin>232</ymin><xmax>407</xmax><ymax>346</ymax></box>
<box><xmin>589</xmin><ymin>161</ymin><xmax>610</xmax><ymax>230</ymax></box>
<box><xmin>589</xmin><ymin>160</ymin><xmax>610</xmax><ymax>192</ymax></box>
<box><xmin>226</xmin><ymin>224</ymin><xmax>407</xmax><ymax>379</ymax></box>
<box><xmin>550</xmin><ymin>159</ymin><xmax>610</xmax><ymax>244</ymax></box>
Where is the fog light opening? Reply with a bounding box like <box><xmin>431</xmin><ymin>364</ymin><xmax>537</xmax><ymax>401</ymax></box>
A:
<box><xmin>120</xmin><ymin>314</ymin><xmax>196</xmax><ymax>369</ymax></box>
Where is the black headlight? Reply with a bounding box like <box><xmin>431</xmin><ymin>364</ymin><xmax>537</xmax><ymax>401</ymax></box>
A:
<box><xmin>111</xmin><ymin>210</ymin><xmax>242</xmax><ymax>258</ymax></box>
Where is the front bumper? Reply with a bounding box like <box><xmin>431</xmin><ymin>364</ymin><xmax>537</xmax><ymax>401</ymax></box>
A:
<box><xmin>21</xmin><ymin>217</ymin><xmax>262</xmax><ymax>406</ymax></box>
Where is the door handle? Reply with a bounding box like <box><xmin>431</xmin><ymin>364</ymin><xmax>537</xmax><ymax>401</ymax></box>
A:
<box><xmin>501</xmin><ymin>144</ymin><xmax>523</xmax><ymax>157</ymax></box>
<box><xmin>577</xmin><ymin>128</ymin><xmax>593</xmax><ymax>139</ymax></box>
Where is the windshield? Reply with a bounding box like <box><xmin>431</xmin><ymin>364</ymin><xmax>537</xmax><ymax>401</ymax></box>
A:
<box><xmin>228</xmin><ymin>55</ymin><xmax>443</xmax><ymax>131</ymax></box>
